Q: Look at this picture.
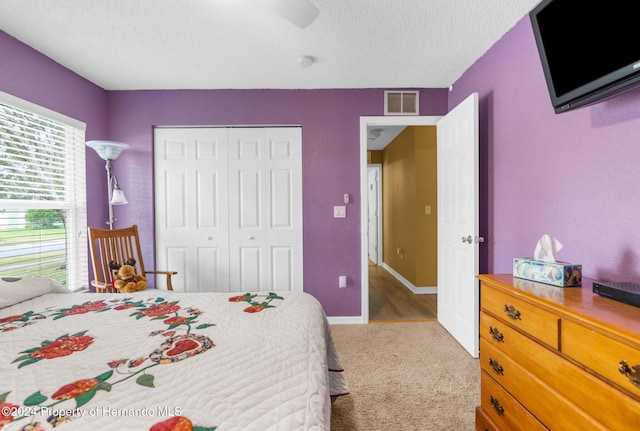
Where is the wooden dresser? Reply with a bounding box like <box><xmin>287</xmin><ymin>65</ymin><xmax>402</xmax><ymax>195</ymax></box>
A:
<box><xmin>476</xmin><ymin>274</ymin><xmax>640</xmax><ymax>431</ymax></box>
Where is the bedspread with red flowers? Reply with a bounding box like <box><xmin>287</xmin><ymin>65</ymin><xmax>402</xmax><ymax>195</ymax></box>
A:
<box><xmin>0</xmin><ymin>286</ymin><xmax>346</xmax><ymax>430</ymax></box>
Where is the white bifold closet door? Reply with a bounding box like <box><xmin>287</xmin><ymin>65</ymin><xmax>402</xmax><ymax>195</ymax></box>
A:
<box><xmin>154</xmin><ymin>127</ymin><xmax>303</xmax><ymax>293</ymax></box>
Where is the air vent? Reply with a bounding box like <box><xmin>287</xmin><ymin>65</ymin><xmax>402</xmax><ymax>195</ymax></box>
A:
<box><xmin>384</xmin><ymin>91</ymin><xmax>419</xmax><ymax>115</ymax></box>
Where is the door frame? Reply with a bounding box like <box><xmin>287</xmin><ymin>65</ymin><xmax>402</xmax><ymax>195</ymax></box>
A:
<box><xmin>367</xmin><ymin>164</ymin><xmax>382</xmax><ymax>265</ymax></box>
<box><xmin>360</xmin><ymin>116</ymin><xmax>442</xmax><ymax>323</ymax></box>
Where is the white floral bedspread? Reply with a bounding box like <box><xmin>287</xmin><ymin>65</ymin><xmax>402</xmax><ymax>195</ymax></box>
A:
<box><xmin>0</xmin><ymin>281</ymin><xmax>347</xmax><ymax>431</ymax></box>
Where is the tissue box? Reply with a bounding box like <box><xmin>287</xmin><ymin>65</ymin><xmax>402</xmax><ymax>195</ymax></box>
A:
<box><xmin>513</xmin><ymin>258</ymin><xmax>582</xmax><ymax>287</ymax></box>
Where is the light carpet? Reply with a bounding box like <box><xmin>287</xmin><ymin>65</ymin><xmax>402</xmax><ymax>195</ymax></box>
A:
<box><xmin>330</xmin><ymin>322</ymin><xmax>480</xmax><ymax>431</ymax></box>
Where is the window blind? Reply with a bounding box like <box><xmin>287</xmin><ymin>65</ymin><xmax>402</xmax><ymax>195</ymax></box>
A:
<box><xmin>0</xmin><ymin>93</ymin><xmax>88</xmax><ymax>290</ymax></box>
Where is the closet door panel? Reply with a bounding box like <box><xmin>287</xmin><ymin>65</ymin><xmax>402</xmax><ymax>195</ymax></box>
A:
<box><xmin>156</xmin><ymin>127</ymin><xmax>302</xmax><ymax>292</ymax></box>
<box><xmin>155</xmin><ymin>128</ymin><xmax>229</xmax><ymax>292</ymax></box>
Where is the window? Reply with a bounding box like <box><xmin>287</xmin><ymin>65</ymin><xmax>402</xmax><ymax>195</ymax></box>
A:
<box><xmin>0</xmin><ymin>92</ymin><xmax>88</xmax><ymax>290</ymax></box>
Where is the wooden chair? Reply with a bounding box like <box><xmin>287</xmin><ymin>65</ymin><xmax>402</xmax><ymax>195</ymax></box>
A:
<box><xmin>88</xmin><ymin>224</ymin><xmax>176</xmax><ymax>292</ymax></box>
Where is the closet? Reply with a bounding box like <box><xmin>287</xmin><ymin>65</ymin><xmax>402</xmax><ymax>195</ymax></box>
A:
<box><xmin>154</xmin><ymin>127</ymin><xmax>303</xmax><ymax>292</ymax></box>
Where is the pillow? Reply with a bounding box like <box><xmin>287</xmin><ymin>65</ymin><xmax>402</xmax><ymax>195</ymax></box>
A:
<box><xmin>0</xmin><ymin>277</ymin><xmax>72</xmax><ymax>309</ymax></box>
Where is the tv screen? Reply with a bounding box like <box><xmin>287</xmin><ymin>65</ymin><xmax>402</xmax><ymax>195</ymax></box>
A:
<box><xmin>530</xmin><ymin>0</ymin><xmax>640</xmax><ymax>113</ymax></box>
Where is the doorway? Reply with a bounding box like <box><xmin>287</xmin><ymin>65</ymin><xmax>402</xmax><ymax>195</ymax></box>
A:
<box><xmin>361</xmin><ymin>94</ymin><xmax>481</xmax><ymax>358</ymax></box>
<box><xmin>359</xmin><ymin>116</ymin><xmax>442</xmax><ymax>323</ymax></box>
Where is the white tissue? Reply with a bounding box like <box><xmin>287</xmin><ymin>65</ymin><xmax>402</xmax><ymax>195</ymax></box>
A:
<box><xmin>533</xmin><ymin>234</ymin><xmax>563</xmax><ymax>263</ymax></box>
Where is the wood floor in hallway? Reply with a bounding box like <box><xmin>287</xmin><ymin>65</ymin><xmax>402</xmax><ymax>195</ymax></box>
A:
<box><xmin>368</xmin><ymin>263</ymin><xmax>438</xmax><ymax>322</ymax></box>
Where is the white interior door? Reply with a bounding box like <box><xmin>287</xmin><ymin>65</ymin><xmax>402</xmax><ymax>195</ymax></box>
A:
<box><xmin>155</xmin><ymin>127</ymin><xmax>303</xmax><ymax>293</ymax></box>
<box><xmin>154</xmin><ymin>128</ymin><xmax>230</xmax><ymax>292</ymax></box>
<box><xmin>367</xmin><ymin>166</ymin><xmax>380</xmax><ymax>264</ymax></box>
<box><xmin>437</xmin><ymin>93</ymin><xmax>480</xmax><ymax>358</ymax></box>
<box><xmin>263</xmin><ymin>128</ymin><xmax>303</xmax><ymax>291</ymax></box>
<box><xmin>227</xmin><ymin>128</ymin><xmax>303</xmax><ymax>291</ymax></box>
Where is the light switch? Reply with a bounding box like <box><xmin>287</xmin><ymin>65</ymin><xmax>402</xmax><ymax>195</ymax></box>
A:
<box><xmin>334</xmin><ymin>206</ymin><xmax>346</xmax><ymax>218</ymax></box>
<box><xmin>425</xmin><ymin>205</ymin><xmax>431</xmax><ymax>215</ymax></box>
<box><xmin>339</xmin><ymin>276</ymin><xmax>347</xmax><ymax>288</ymax></box>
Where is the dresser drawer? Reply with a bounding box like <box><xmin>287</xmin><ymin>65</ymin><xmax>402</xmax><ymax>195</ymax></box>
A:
<box><xmin>481</xmin><ymin>312</ymin><xmax>537</xmax><ymax>364</ymax></box>
<box><xmin>476</xmin><ymin>405</ymin><xmax>499</xmax><ymax>431</ymax></box>
<box><xmin>481</xmin><ymin>371</ymin><xmax>548</xmax><ymax>431</ymax></box>
<box><xmin>480</xmin><ymin>339</ymin><xmax>609</xmax><ymax>430</ymax></box>
<box><xmin>481</xmin><ymin>334</ymin><xmax>639</xmax><ymax>431</ymax></box>
<box><xmin>481</xmin><ymin>283</ymin><xmax>559</xmax><ymax>348</ymax></box>
<box><xmin>562</xmin><ymin>319</ymin><xmax>640</xmax><ymax>399</ymax></box>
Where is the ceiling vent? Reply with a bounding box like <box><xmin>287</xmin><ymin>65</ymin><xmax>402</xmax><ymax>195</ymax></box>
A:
<box><xmin>384</xmin><ymin>91</ymin><xmax>419</xmax><ymax>116</ymax></box>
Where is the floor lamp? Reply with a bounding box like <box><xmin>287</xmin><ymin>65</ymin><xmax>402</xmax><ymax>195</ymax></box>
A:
<box><xmin>86</xmin><ymin>140</ymin><xmax>129</xmax><ymax>229</ymax></box>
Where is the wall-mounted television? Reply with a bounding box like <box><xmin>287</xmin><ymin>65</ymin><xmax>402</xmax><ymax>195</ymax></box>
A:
<box><xmin>530</xmin><ymin>0</ymin><xmax>640</xmax><ymax>114</ymax></box>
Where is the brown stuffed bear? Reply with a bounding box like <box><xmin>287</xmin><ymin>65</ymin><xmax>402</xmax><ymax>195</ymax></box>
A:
<box><xmin>113</xmin><ymin>263</ymin><xmax>147</xmax><ymax>293</ymax></box>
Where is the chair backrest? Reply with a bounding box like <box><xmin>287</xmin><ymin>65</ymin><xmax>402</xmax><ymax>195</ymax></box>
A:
<box><xmin>88</xmin><ymin>225</ymin><xmax>146</xmax><ymax>292</ymax></box>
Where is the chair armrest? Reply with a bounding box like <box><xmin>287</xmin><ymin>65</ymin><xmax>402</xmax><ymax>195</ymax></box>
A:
<box><xmin>91</xmin><ymin>280</ymin><xmax>119</xmax><ymax>294</ymax></box>
<box><xmin>145</xmin><ymin>270</ymin><xmax>178</xmax><ymax>291</ymax></box>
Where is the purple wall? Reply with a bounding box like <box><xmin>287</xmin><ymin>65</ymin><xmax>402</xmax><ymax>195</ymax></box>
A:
<box><xmin>0</xmin><ymin>31</ymin><xmax>109</xmax><ymax>269</ymax></box>
<box><xmin>0</xmin><ymin>33</ymin><xmax>107</xmax><ymax>136</ymax></box>
<box><xmin>14</xmin><ymin>10</ymin><xmax>638</xmax><ymax>315</ymax></box>
<box><xmin>1</xmin><ymin>29</ymin><xmax>449</xmax><ymax>316</ymax></box>
<box><xmin>105</xmin><ymin>89</ymin><xmax>448</xmax><ymax>316</ymax></box>
<box><xmin>451</xmin><ymin>17</ymin><xmax>640</xmax><ymax>283</ymax></box>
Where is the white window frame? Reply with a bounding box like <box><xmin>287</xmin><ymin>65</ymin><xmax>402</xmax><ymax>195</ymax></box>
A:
<box><xmin>0</xmin><ymin>91</ymin><xmax>88</xmax><ymax>290</ymax></box>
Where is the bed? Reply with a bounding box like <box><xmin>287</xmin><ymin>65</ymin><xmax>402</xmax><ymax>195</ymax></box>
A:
<box><xmin>0</xmin><ymin>278</ymin><xmax>348</xmax><ymax>430</ymax></box>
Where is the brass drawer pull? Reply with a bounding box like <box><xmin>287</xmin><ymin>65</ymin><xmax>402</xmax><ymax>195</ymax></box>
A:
<box><xmin>489</xmin><ymin>326</ymin><xmax>504</xmax><ymax>343</ymax></box>
<box><xmin>503</xmin><ymin>304</ymin><xmax>521</xmax><ymax>320</ymax></box>
<box><xmin>489</xmin><ymin>357</ymin><xmax>504</xmax><ymax>375</ymax></box>
<box><xmin>489</xmin><ymin>395</ymin><xmax>505</xmax><ymax>416</ymax></box>
<box><xmin>619</xmin><ymin>360</ymin><xmax>640</xmax><ymax>388</ymax></box>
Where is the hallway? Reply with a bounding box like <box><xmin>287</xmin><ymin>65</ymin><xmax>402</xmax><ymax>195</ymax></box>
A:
<box><xmin>368</xmin><ymin>263</ymin><xmax>437</xmax><ymax>322</ymax></box>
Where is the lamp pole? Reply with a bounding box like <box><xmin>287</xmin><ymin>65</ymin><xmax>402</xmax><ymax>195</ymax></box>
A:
<box><xmin>105</xmin><ymin>159</ymin><xmax>115</xmax><ymax>229</ymax></box>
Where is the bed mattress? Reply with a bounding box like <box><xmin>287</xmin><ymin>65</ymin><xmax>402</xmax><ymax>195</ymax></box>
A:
<box><xmin>0</xmin><ymin>278</ymin><xmax>347</xmax><ymax>430</ymax></box>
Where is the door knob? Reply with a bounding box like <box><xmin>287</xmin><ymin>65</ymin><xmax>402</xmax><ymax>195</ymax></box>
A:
<box><xmin>476</xmin><ymin>236</ymin><xmax>485</xmax><ymax>243</ymax></box>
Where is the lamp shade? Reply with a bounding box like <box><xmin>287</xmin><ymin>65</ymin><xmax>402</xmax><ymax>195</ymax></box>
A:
<box><xmin>86</xmin><ymin>140</ymin><xmax>129</xmax><ymax>160</ymax></box>
<box><xmin>110</xmin><ymin>189</ymin><xmax>128</xmax><ymax>205</ymax></box>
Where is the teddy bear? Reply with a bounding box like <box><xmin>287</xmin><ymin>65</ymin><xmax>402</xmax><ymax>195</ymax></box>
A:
<box><xmin>110</xmin><ymin>259</ymin><xmax>147</xmax><ymax>293</ymax></box>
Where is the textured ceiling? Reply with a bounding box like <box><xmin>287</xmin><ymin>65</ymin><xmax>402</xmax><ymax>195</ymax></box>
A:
<box><xmin>0</xmin><ymin>0</ymin><xmax>541</xmax><ymax>91</ymax></box>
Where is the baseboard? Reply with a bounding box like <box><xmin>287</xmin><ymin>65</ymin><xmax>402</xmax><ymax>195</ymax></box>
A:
<box><xmin>382</xmin><ymin>263</ymin><xmax>437</xmax><ymax>294</ymax></box>
<box><xmin>327</xmin><ymin>316</ymin><xmax>366</xmax><ymax>325</ymax></box>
